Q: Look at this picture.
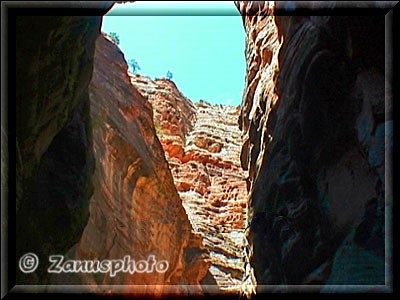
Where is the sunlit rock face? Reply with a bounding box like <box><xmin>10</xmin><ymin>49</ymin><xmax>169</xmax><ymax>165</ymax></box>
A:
<box><xmin>131</xmin><ymin>75</ymin><xmax>253</xmax><ymax>295</ymax></box>
<box><xmin>236</xmin><ymin>1</ymin><xmax>389</xmax><ymax>290</ymax></box>
<box><xmin>50</xmin><ymin>35</ymin><xmax>210</xmax><ymax>296</ymax></box>
<box><xmin>15</xmin><ymin>9</ymin><xmax>113</xmax><ymax>284</ymax></box>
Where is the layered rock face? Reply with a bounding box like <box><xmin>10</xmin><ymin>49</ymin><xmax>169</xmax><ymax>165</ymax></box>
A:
<box><xmin>236</xmin><ymin>1</ymin><xmax>391</xmax><ymax>291</ymax></box>
<box><xmin>15</xmin><ymin>8</ymin><xmax>113</xmax><ymax>284</ymax></box>
<box><xmin>130</xmin><ymin>76</ymin><xmax>254</xmax><ymax>295</ymax></box>
<box><xmin>50</xmin><ymin>35</ymin><xmax>210</xmax><ymax>296</ymax></box>
<box><xmin>15</xmin><ymin>2</ymin><xmax>391</xmax><ymax>295</ymax></box>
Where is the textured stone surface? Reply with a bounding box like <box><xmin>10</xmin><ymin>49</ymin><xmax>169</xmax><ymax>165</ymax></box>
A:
<box><xmin>49</xmin><ymin>35</ymin><xmax>210</xmax><ymax>296</ymax></box>
<box><xmin>236</xmin><ymin>1</ymin><xmax>390</xmax><ymax>290</ymax></box>
<box><xmin>15</xmin><ymin>11</ymin><xmax>113</xmax><ymax>284</ymax></box>
<box><xmin>14</xmin><ymin>2</ymin><xmax>391</xmax><ymax>295</ymax></box>
<box><xmin>131</xmin><ymin>75</ymin><xmax>255</xmax><ymax>296</ymax></box>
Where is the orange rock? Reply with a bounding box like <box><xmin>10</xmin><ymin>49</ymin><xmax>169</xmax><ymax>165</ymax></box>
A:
<box><xmin>131</xmin><ymin>74</ymin><xmax>250</xmax><ymax>294</ymax></box>
<box><xmin>56</xmin><ymin>35</ymin><xmax>209</xmax><ymax>296</ymax></box>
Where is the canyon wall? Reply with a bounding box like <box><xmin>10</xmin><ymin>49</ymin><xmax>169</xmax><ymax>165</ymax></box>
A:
<box><xmin>236</xmin><ymin>1</ymin><xmax>391</xmax><ymax>291</ymax></box>
<box><xmin>14</xmin><ymin>6</ymin><xmax>250</xmax><ymax>295</ymax></box>
<box><xmin>15</xmin><ymin>8</ymin><xmax>113</xmax><ymax>284</ymax></box>
<box><xmin>14</xmin><ymin>2</ymin><xmax>392</xmax><ymax>295</ymax></box>
<box><xmin>130</xmin><ymin>75</ymin><xmax>255</xmax><ymax>296</ymax></box>
<box><xmin>49</xmin><ymin>35</ymin><xmax>210</xmax><ymax>296</ymax></box>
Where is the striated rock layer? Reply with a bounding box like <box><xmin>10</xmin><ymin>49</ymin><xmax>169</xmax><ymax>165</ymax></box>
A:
<box><xmin>130</xmin><ymin>75</ymin><xmax>254</xmax><ymax>296</ymax></box>
<box><xmin>236</xmin><ymin>1</ymin><xmax>391</xmax><ymax>292</ymax></box>
<box><xmin>50</xmin><ymin>35</ymin><xmax>210</xmax><ymax>296</ymax></box>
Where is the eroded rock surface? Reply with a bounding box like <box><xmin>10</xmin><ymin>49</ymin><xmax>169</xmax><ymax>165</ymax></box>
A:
<box><xmin>236</xmin><ymin>1</ymin><xmax>390</xmax><ymax>291</ymax></box>
<box><xmin>15</xmin><ymin>10</ymin><xmax>113</xmax><ymax>284</ymax></box>
<box><xmin>131</xmin><ymin>75</ymin><xmax>254</xmax><ymax>295</ymax></box>
<box><xmin>49</xmin><ymin>35</ymin><xmax>210</xmax><ymax>296</ymax></box>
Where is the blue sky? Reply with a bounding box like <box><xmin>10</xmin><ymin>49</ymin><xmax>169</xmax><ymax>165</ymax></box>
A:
<box><xmin>102</xmin><ymin>1</ymin><xmax>246</xmax><ymax>106</ymax></box>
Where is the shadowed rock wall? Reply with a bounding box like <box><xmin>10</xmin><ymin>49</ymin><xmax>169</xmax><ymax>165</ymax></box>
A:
<box><xmin>236</xmin><ymin>1</ymin><xmax>391</xmax><ymax>290</ymax></box>
<box><xmin>15</xmin><ymin>8</ymin><xmax>113</xmax><ymax>284</ymax></box>
<box><xmin>14</xmin><ymin>1</ymin><xmax>392</xmax><ymax>294</ymax></box>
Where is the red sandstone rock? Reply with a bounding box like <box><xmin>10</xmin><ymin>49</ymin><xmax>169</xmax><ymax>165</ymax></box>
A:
<box><xmin>235</xmin><ymin>0</ymin><xmax>388</xmax><ymax>292</ymax></box>
<box><xmin>130</xmin><ymin>75</ymin><xmax>250</xmax><ymax>295</ymax></box>
<box><xmin>51</xmin><ymin>35</ymin><xmax>209</xmax><ymax>296</ymax></box>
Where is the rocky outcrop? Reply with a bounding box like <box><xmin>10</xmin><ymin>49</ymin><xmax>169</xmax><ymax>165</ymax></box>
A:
<box><xmin>15</xmin><ymin>9</ymin><xmax>113</xmax><ymax>284</ymax></box>
<box><xmin>14</xmin><ymin>1</ymin><xmax>392</xmax><ymax>295</ymax></box>
<box><xmin>130</xmin><ymin>76</ymin><xmax>255</xmax><ymax>296</ymax></box>
<box><xmin>236</xmin><ymin>1</ymin><xmax>391</xmax><ymax>291</ymax></box>
<box><xmin>49</xmin><ymin>35</ymin><xmax>210</xmax><ymax>296</ymax></box>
